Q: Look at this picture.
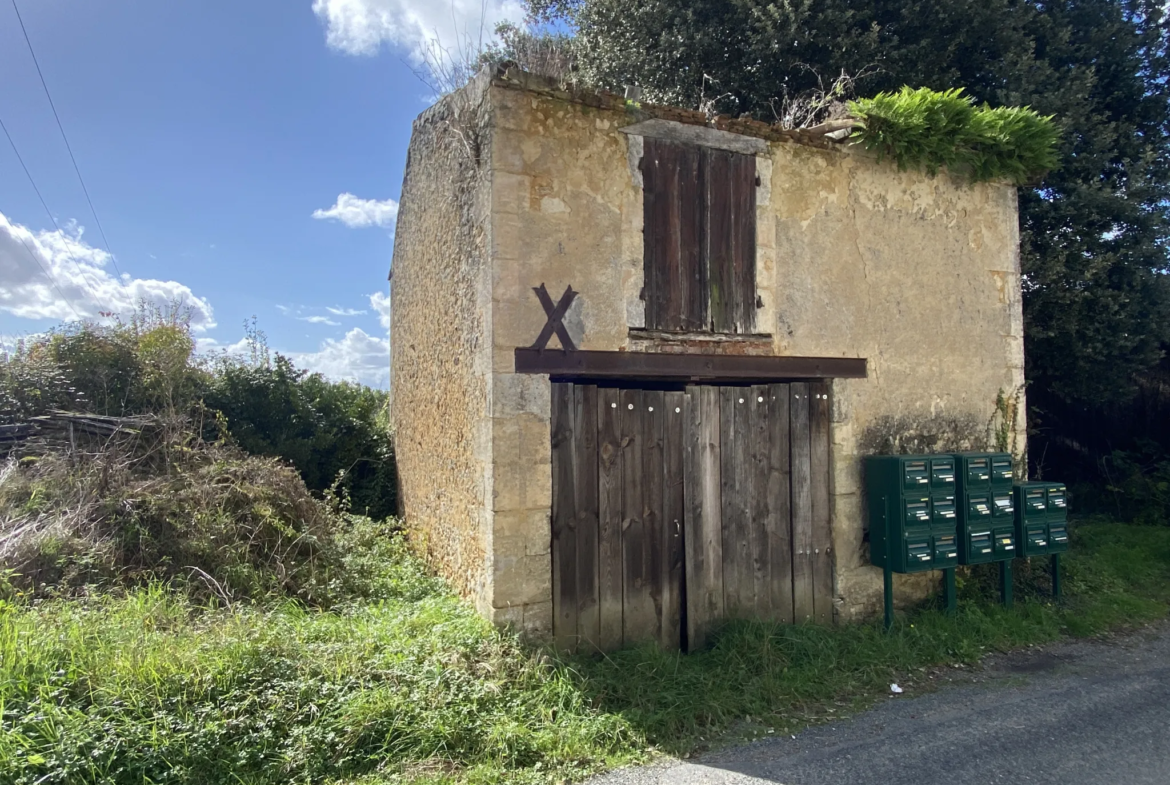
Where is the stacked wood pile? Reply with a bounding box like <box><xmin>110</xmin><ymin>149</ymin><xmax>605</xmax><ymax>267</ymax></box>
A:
<box><xmin>0</xmin><ymin>411</ymin><xmax>160</xmax><ymax>457</ymax></box>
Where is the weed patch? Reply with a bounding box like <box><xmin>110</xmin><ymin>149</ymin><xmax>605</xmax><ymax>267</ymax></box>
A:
<box><xmin>0</xmin><ymin>521</ymin><xmax>1166</xmax><ymax>784</ymax></box>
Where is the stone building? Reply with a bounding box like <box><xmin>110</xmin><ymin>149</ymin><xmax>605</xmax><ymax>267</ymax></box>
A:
<box><xmin>389</xmin><ymin>68</ymin><xmax>1026</xmax><ymax>651</ymax></box>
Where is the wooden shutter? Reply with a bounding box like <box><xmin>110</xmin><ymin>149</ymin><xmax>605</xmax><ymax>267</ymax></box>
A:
<box><xmin>704</xmin><ymin>148</ymin><xmax>757</xmax><ymax>334</ymax></box>
<box><xmin>642</xmin><ymin>139</ymin><xmax>756</xmax><ymax>334</ymax></box>
<box><xmin>642</xmin><ymin>139</ymin><xmax>705</xmax><ymax>331</ymax></box>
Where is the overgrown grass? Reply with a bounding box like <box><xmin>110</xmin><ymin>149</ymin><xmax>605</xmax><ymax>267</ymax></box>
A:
<box><xmin>1</xmin><ymin>520</ymin><xmax>1167</xmax><ymax>785</ymax></box>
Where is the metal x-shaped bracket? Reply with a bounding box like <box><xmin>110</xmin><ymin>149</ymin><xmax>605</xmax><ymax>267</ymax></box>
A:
<box><xmin>527</xmin><ymin>283</ymin><xmax>578</xmax><ymax>352</ymax></box>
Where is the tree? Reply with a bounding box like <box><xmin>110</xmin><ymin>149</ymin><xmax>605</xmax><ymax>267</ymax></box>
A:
<box><xmin>533</xmin><ymin>0</ymin><xmax>1170</xmax><ymax>473</ymax></box>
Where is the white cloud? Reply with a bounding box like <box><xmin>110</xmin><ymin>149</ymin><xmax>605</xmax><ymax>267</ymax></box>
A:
<box><xmin>289</xmin><ymin>327</ymin><xmax>389</xmax><ymax>388</ymax></box>
<box><xmin>196</xmin><ymin>336</ymin><xmax>252</xmax><ymax>356</ymax></box>
<box><xmin>0</xmin><ymin>211</ymin><xmax>215</xmax><ymax>330</ymax></box>
<box><xmin>327</xmin><ymin>306</ymin><xmax>367</xmax><ymax>317</ymax></box>
<box><xmin>299</xmin><ymin>315</ymin><xmax>342</xmax><ymax>326</ymax></box>
<box><xmin>312</xmin><ymin>193</ymin><xmax>399</xmax><ymax>229</ymax></box>
<box><xmin>370</xmin><ymin>290</ymin><xmax>391</xmax><ymax>329</ymax></box>
<box><xmin>311</xmin><ymin>0</ymin><xmax>525</xmax><ymax>60</ymax></box>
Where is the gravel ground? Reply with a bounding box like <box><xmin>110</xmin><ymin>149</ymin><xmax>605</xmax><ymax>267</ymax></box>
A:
<box><xmin>583</xmin><ymin>624</ymin><xmax>1170</xmax><ymax>785</ymax></box>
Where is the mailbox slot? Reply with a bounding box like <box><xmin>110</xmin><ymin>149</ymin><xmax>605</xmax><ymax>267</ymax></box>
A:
<box><xmin>993</xmin><ymin>492</ymin><xmax>1014</xmax><ymax>519</ymax></box>
<box><xmin>931</xmin><ymin>495</ymin><xmax>957</xmax><ymax>526</ymax></box>
<box><xmin>969</xmin><ymin>530</ymin><xmax>993</xmax><ymax>557</ymax></box>
<box><xmin>1048</xmin><ymin>486</ymin><xmax>1067</xmax><ymax>512</ymax></box>
<box><xmin>993</xmin><ymin>529</ymin><xmax>1016</xmax><ymax>557</ymax></box>
<box><xmin>1049</xmin><ymin>523</ymin><xmax>1069</xmax><ymax>552</ymax></box>
<box><xmin>931</xmin><ymin>458</ymin><xmax>956</xmax><ymax>490</ymax></box>
<box><xmin>966</xmin><ymin>457</ymin><xmax>990</xmax><ymax>485</ymax></box>
<box><xmin>1025</xmin><ymin>524</ymin><xmax>1048</xmax><ymax>554</ymax></box>
<box><xmin>934</xmin><ymin>534</ymin><xmax>958</xmax><ymax>564</ymax></box>
<box><xmin>1024</xmin><ymin>488</ymin><xmax>1046</xmax><ymax>517</ymax></box>
<box><xmin>991</xmin><ymin>456</ymin><xmax>1014</xmax><ymax>485</ymax></box>
<box><xmin>904</xmin><ymin>498</ymin><xmax>931</xmax><ymax>527</ymax></box>
<box><xmin>904</xmin><ymin>461</ymin><xmax>930</xmax><ymax>490</ymax></box>
<box><xmin>906</xmin><ymin>536</ymin><xmax>933</xmax><ymax>567</ymax></box>
<box><xmin>967</xmin><ymin>494</ymin><xmax>992</xmax><ymax>521</ymax></box>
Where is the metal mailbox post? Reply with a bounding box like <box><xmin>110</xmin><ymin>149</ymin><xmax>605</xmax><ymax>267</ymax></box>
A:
<box><xmin>954</xmin><ymin>452</ymin><xmax>1017</xmax><ymax>606</ymax></box>
<box><xmin>866</xmin><ymin>455</ymin><xmax>960</xmax><ymax>630</ymax></box>
<box><xmin>1014</xmin><ymin>481</ymin><xmax>1069</xmax><ymax>602</ymax></box>
<box><xmin>869</xmin><ymin>452</ymin><xmax>1070</xmax><ymax>629</ymax></box>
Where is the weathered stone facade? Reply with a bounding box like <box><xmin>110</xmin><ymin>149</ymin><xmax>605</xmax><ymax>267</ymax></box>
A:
<box><xmin>391</xmin><ymin>69</ymin><xmax>1026</xmax><ymax>632</ymax></box>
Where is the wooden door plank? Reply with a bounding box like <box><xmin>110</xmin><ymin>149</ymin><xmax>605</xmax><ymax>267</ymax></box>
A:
<box><xmin>621</xmin><ymin>389</ymin><xmax>654</xmax><ymax>645</ymax></box>
<box><xmin>597</xmin><ymin>387</ymin><xmax>624</xmax><ymax>650</ymax></box>
<box><xmin>810</xmin><ymin>382</ymin><xmax>835</xmax><ymax>625</ymax></box>
<box><xmin>790</xmin><ymin>383</ymin><xmax>815</xmax><ymax>623</ymax></box>
<box><xmin>720</xmin><ymin>386</ymin><xmax>753</xmax><ymax>618</ymax></box>
<box><xmin>684</xmin><ymin>385</ymin><xmax>723</xmax><ymax>650</ymax></box>
<box><xmin>641</xmin><ymin>390</ymin><xmax>667</xmax><ymax>648</ymax></box>
<box><xmin>643</xmin><ymin>140</ymin><xmax>703</xmax><ymax>332</ymax></box>
<box><xmin>662</xmin><ymin>390</ymin><xmax>686</xmax><ymax>651</ymax></box>
<box><xmin>551</xmin><ymin>383</ymin><xmax>578</xmax><ymax>651</ymax></box>
<box><xmin>769</xmin><ymin>383</ymin><xmax>794</xmax><ymax>624</ymax></box>
<box><xmin>677</xmin><ymin>146</ymin><xmax>705</xmax><ymax>330</ymax></box>
<box><xmin>749</xmin><ymin>385</ymin><xmax>772</xmax><ymax>618</ymax></box>
<box><xmin>730</xmin><ymin>153</ymin><xmax>757</xmax><ymax>333</ymax></box>
<box><xmin>574</xmin><ymin>384</ymin><xmax>601</xmax><ymax>649</ymax></box>
<box><xmin>705</xmin><ymin>149</ymin><xmax>733</xmax><ymax>334</ymax></box>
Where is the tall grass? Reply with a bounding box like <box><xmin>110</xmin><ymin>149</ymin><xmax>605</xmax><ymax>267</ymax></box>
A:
<box><xmin>1</xmin><ymin>520</ymin><xmax>1167</xmax><ymax>785</ymax></box>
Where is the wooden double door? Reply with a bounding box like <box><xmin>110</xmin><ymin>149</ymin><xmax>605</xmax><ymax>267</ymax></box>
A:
<box><xmin>550</xmin><ymin>381</ymin><xmax>834</xmax><ymax>653</ymax></box>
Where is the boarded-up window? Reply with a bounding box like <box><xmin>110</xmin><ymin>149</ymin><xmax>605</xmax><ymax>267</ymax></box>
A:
<box><xmin>642</xmin><ymin>139</ymin><xmax>757</xmax><ymax>334</ymax></box>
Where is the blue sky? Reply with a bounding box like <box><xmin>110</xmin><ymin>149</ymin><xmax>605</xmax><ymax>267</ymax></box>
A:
<box><xmin>0</xmin><ymin>0</ymin><xmax>525</xmax><ymax>387</ymax></box>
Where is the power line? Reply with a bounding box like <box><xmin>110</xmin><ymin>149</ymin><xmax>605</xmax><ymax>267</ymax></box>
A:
<box><xmin>1</xmin><ymin>113</ymin><xmax>108</xmax><ymax>304</ymax></box>
<box><xmin>10</xmin><ymin>0</ymin><xmax>123</xmax><ymax>278</ymax></box>
<box><xmin>10</xmin><ymin>230</ymin><xmax>82</xmax><ymax>320</ymax></box>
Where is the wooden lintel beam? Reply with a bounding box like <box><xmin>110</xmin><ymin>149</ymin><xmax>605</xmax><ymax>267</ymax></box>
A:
<box><xmin>514</xmin><ymin>348</ymin><xmax>867</xmax><ymax>382</ymax></box>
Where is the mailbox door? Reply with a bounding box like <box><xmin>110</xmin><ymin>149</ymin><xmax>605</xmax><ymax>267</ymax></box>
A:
<box><xmin>903</xmin><ymin>460</ymin><xmax>930</xmax><ymax>492</ymax></box>
<box><xmin>904</xmin><ymin>530</ymin><xmax>934</xmax><ymax>573</ymax></box>
<box><xmin>992</xmin><ymin>527</ymin><xmax>1016</xmax><ymax>560</ymax></box>
<box><xmin>904</xmin><ymin>497</ymin><xmax>931</xmax><ymax>528</ymax></box>
<box><xmin>931</xmin><ymin>458</ymin><xmax>956</xmax><ymax>492</ymax></box>
<box><xmin>1018</xmin><ymin>485</ymin><xmax>1047</xmax><ymax>521</ymax></box>
<box><xmin>1047</xmin><ymin>485</ymin><xmax>1068</xmax><ymax>515</ymax></box>
<box><xmin>933</xmin><ymin>533</ymin><xmax>958</xmax><ymax>567</ymax></box>
<box><xmin>966</xmin><ymin>457</ymin><xmax>991</xmax><ymax>487</ymax></box>
<box><xmin>991</xmin><ymin>455</ymin><xmax>1014</xmax><ymax>486</ymax></box>
<box><xmin>965</xmin><ymin>529</ymin><xmax>994</xmax><ymax>564</ymax></box>
<box><xmin>931</xmin><ymin>495</ymin><xmax>957</xmax><ymax>527</ymax></box>
<box><xmin>1048</xmin><ymin>521</ymin><xmax>1069</xmax><ymax>553</ymax></box>
<box><xmin>967</xmin><ymin>494</ymin><xmax>993</xmax><ymax>525</ymax></box>
<box><xmin>1022</xmin><ymin>523</ymin><xmax>1049</xmax><ymax>557</ymax></box>
<box><xmin>992</xmin><ymin>491</ymin><xmax>1014</xmax><ymax>521</ymax></box>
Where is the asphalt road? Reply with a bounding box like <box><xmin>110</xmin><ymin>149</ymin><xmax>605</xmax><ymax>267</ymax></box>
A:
<box><xmin>585</xmin><ymin>625</ymin><xmax>1170</xmax><ymax>785</ymax></box>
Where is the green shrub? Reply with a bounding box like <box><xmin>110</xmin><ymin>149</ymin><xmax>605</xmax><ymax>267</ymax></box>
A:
<box><xmin>849</xmin><ymin>87</ymin><xmax>1061</xmax><ymax>185</ymax></box>
<box><xmin>204</xmin><ymin>355</ymin><xmax>396</xmax><ymax>520</ymax></box>
<box><xmin>0</xmin><ymin>311</ymin><xmax>396</xmax><ymax>523</ymax></box>
<box><xmin>1099</xmin><ymin>449</ymin><xmax>1170</xmax><ymax>525</ymax></box>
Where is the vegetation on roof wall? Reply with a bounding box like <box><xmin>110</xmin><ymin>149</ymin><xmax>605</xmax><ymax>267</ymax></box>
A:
<box><xmin>848</xmin><ymin>87</ymin><xmax>1060</xmax><ymax>185</ymax></box>
<box><xmin>527</xmin><ymin>0</ymin><xmax>1170</xmax><ymax>502</ymax></box>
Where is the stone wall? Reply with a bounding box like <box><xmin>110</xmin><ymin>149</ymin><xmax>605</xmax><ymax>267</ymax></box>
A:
<box><xmin>393</xmin><ymin>69</ymin><xmax>1026</xmax><ymax>631</ymax></box>
<box><xmin>390</xmin><ymin>72</ymin><xmax>496</xmax><ymax>613</ymax></box>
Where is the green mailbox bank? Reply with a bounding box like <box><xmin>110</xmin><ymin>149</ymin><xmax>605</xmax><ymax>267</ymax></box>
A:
<box><xmin>866</xmin><ymin>455</ymin><xmax>959</xmax><ymax>574</ymax></box>
<box><xmin>952</xmin><ymin>452</ymin><xmax>1016</xmax><ymax>565</ymax></box>
<box><xmin>1014</xmin><ymin>482</ymin><xmax>1069</xmax><ymax>557</ymax></box>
